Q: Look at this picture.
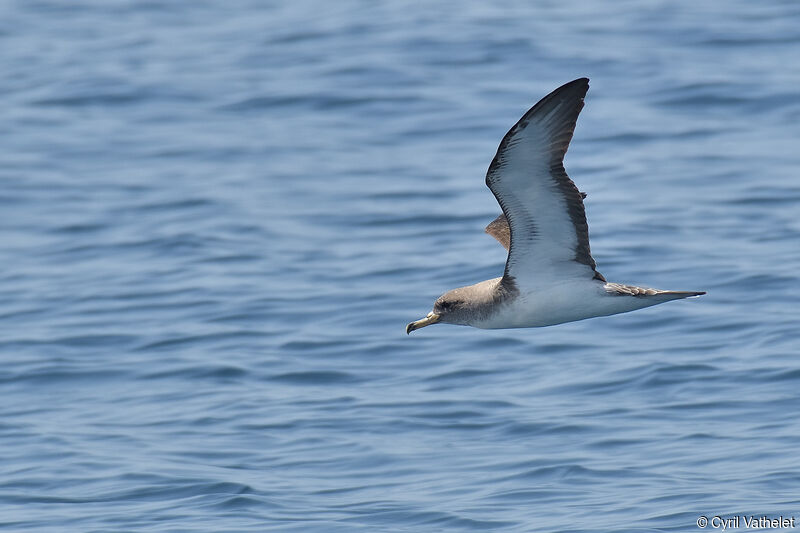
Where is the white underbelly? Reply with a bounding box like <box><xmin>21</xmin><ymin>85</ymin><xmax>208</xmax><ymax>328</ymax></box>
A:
<box><xmin>473</xmin><ymin>281</ymin><xmax>653</xmax><ymax>329</ymax></box>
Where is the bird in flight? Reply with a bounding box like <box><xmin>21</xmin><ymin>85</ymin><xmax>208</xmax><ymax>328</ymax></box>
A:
<box><xmin>407</xmin><ymin>78</ymin><xmax>704</xmax><ymax>334</ymax></box>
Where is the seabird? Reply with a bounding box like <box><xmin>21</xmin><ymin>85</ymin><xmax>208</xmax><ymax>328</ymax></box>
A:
<box><xmin>407</xmin><ymin>78</ymin><xmax>704</xmax><ymax>334</ymax></box>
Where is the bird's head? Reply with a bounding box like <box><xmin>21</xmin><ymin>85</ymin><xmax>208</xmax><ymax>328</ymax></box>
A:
<box><xmin>406</xmin><ymin>290</ymin><xmax>469</xmax><ymax>334</ymax></box>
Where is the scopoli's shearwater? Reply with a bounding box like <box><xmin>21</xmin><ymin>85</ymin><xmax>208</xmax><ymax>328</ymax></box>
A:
<box><xmin>407</xmin><ymin>78</ymin><xmax>704</xmax><ymax>334</ymax></box>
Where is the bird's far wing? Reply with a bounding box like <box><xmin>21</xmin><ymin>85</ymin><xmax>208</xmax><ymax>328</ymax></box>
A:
<box><xmin>485</xmin><ymin>214</ymin><xmax>511</xmax><ymax>251</ymax></box>
<box><xmin>485</xmin><ymin>78</ymin><xmax>604</xmax><ymax>288</ymax></box>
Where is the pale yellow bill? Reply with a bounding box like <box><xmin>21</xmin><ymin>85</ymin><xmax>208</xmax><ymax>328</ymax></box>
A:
<box><xmin>406</xmin><ymin>312</ymin><xmax>440</xmax><ymax>334</ymax></box>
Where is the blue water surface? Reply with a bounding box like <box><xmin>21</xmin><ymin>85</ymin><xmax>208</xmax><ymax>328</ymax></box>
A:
<box><xmin>1</xmin><ymin>1</ymin><xmax>800</xmax><ymax>531</ymax></box>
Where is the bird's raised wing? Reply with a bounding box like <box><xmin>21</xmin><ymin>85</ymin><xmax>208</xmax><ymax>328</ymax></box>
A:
<box><xmin>485</xmin><ymin>78</ymin><xmax>604</xmax><ymax>288</ymax></box>
<box><xmin>484</xmin><ymin>191</ymin><xmax>588</xmax><ymax>252</ymax></box>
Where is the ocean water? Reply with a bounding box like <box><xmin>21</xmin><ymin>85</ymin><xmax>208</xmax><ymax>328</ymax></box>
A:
<box><xmin>2</xmin><ymin>1</ymin><xmax>799</xmax><ymax>531</ymax></box>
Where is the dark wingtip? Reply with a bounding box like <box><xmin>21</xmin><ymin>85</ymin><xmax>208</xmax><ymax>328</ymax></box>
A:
<box><xmin>565</xmin><ymin>77</ymin><xmax>589</xmax><ymax>91</ymax></box>
<box><xmin>554</xmin><ymin>77</ymin><xmax>590</xmax><ymax>99</ymax></box>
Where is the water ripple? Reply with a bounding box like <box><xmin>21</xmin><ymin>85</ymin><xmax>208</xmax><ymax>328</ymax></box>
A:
<box><xmin>2</xmin><ymin>0</ymin><xmax>799</xmax><ymax>531</ymax></box>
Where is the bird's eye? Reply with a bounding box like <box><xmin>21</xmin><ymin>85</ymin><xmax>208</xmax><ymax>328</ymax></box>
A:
<box><xmin>439</xmin><ymin>300</ymin><xmax>460</xmax><ymax>311</ymax></box>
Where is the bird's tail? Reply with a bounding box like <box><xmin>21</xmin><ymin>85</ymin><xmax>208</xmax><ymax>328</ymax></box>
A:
<box><xmin>653</xmin><ymin>290</ymin><xmax>706</xmax><ymax>303</ymax></box>
<box><xmin>605</xmin><ymin>283</ymin><xmax>706</xmax><ymax>301</ymax></box>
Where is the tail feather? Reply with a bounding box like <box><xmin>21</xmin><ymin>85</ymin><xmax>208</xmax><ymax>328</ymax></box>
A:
<box><xmin>605</xmin><ymin>283</ymin><xmax>705</xmax><ymax>300</ymax></box>
<box><xmin>660</xmin><ymin>290</ymin><xmax>706</xmax><ymax>297</ymax></box>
